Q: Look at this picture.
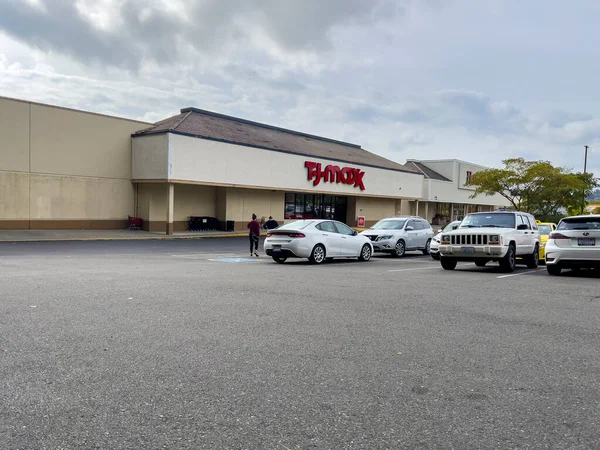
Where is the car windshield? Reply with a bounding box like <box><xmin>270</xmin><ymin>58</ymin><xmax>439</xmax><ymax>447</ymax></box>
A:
<box><xmin>557</xmin><ymin>217</ymin><xmax>600</xmax><ymax>231</ymax></box>
<box><xmin>538</xmin><ymin>225</ymin><xmax>551</xmax><ymax>234</ymax></box>
<box><xmin>277</xmin><ymin>220</ymin><xmax>313</xmax><ymax>230</ymax></box>
<box><xmin>443</xmin><ymin>222</ymin><xmax>460</xmax><ymax>232</ymax></box>
<box><xmin>370</xmin><ymin>220</ymin><xmax>406</xmax><ymax>230</ymax></box>
<box><xmin>459</xmin><ymin>213</ymin><xmax>515</xmax><ymax>229</ymax></box>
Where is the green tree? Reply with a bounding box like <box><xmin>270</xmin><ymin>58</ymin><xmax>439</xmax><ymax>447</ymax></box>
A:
<box><xmin>466</xmin><ymin>158</ymin><xmax>598</xmax><ymax>217</ymax></box>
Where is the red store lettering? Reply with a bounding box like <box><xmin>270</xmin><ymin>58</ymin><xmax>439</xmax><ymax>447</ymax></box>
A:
<box><xmin>305</xmin><ymin>161</ymin><xmax>366</xmax><ymax>191</ymax></box>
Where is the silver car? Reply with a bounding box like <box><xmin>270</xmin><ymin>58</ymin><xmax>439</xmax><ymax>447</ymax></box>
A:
<box><xmin>360</xmin><ymin>216</ymin><xmax>434</xmax><ymax>257</ymax></box>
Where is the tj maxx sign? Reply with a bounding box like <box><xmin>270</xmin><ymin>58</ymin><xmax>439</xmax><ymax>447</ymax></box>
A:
<box><xmin>304</xmin><ymin>161</ymin><xmax>366</xmax><ymax>191</ymax></box>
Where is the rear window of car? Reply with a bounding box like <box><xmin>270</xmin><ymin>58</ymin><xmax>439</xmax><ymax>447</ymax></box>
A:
<box><xmin>538</xmin><ymin>225</ymin><xmax>552</xmax><ymax>234</ymax></box>
<box><xmin>278</xmin><ymin>221</ymin><xmax>313</xmax><ymax>230</ymax></box>
<box><xmin>557</xmin><ymin>217</ymin><xmax>600</xmax><ymax>230</ymax></box>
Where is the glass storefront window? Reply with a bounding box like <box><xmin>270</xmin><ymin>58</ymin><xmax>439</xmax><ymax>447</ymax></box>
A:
<box><xmin>284</xmin><ymin>193</ymin><xmax>347</xmax><ymax>222</ymax></box>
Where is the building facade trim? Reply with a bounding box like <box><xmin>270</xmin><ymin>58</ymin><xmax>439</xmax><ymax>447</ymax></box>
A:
<box><xmin>134</xmin><ymin>130</ymin><xmax>419</xmax><ymax>176</ymax></box>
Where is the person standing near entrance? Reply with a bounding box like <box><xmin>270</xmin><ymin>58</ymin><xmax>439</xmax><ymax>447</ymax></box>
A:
<box><xmin>247</xmin><ymin>213</ymin><xmax>261</xmax><ymax>257</ymax></box>
<box><xmin>264</xmin><ymin>215</ymin><xmax>279</xmax><ymax>230</ymax></box>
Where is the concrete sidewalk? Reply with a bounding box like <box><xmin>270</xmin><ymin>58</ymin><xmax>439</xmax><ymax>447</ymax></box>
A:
<box><xmin>0</xmin><ymin>229</ymin><xmax>249</xmax><ymax>242</ymax></box>
<box><xmin>0</xmin><ymin>227</ymin><xmax>371</xmax><ymax>243</ymax></box>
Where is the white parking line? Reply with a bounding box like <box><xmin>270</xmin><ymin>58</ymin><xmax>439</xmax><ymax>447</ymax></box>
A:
<box><xmin>387</xmin><ymin>263</ymin><xmax>470</xmax><ymax>272</ymax></box>
<box><xmin>496</xmin><ymin>269</ymin><xmax>542</xmax><ymax>279</ymax></box>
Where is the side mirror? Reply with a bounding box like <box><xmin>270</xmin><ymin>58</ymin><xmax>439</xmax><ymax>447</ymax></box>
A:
<box><xmin>405</xmin><ymin>226</ymin><xmax>414</xmax><ymax>231</ymax></box>
<box><xmin>517</xmin><ymin>224</ymin><xmax>528</xmax><ymax>230</ymax></box>
<box><xmin>353</xmin><ymin>230</ymin><xmax>358</xmax><ymax>236</ymax></box>
<box><xmin>452</xmin><ymin>225</ymin><xmax>458</xmax><ymax>230</ymax></box>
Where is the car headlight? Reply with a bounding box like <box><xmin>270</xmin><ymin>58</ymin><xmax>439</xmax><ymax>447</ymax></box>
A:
<box><xmin>377</xmin><ymin>235</ymin><xmax>394</xmax><ymax>241</ymax></box>
<box><xmin>433</xmin><ymin>237</ymin><xmax>440</xmax><ymax>243</ymax></box>
<box><xmin>441</xmin><ymin>235</ymin><xmax>450</xmax><ymax>244</ymax></box>
<box><xmin>489</xmin><ymin>235</ymin><xmax>500</xmax><ymax>244</ymax></box>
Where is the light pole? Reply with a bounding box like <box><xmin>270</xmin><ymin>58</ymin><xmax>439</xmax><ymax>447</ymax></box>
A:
<box><xmin>582</xmin><ymin>145</ymin><xmax>589</xmax><ymax>214</ymax></box>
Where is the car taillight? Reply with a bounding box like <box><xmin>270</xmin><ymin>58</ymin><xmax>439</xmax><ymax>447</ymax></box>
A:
<box><xmin>267</xmin><ymin>232</ymin><xmax>305</xmax><ymax>238</ymax></box>
<box><xmin>549</xmin><ymin>232</ymin><xmax>569</xmax><ymax>240</ymax></box>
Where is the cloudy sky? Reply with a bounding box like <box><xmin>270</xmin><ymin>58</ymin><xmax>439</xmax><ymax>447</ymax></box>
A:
<box><xmin>1</xmin><ymin>0</ymin><xmax>598</xmax><ymax>175</ymax></box>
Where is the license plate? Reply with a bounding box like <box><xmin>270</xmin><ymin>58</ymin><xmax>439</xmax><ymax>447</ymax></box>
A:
<box><xmin>461</xmin><ymin>247</ymin><xmax>475</xmax><ymax>254</ymax></box>
<box><xmin>272</xmin><ymin>248</ymin><xmax>282</xmax><ymax>254</ymax></box>
<box><xmin>578</xmin><ymin>238</ymin><xmax>595</xmax><ymax>246</ymax></box>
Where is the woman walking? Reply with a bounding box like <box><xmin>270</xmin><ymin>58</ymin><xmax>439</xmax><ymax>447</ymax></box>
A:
<box><xmin>247</xmin><ymin>213</ymin><xmax>260</xmax><ymax>257</ymax></box>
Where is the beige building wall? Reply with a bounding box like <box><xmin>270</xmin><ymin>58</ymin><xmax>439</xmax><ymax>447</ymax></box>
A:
<box><xmin>0</xmin><ymin>96</ymin><xmax>149</xmax><ymax>229</ymax></box>
<box><xmin>355</xmin><ymin>197</ymin><xmax>396</xmax><ymax>226</ymax></box>
<box><xmin>398</xmin><ymin>199</ymin><xmax>412</xmax><ymax>216</ymax></box>
<box><xmin>136</xmin><ymin>183</ymin><xmax>284</xmax><ymax>232</ymax></box>
<box><xmin>0</xmin><ymin>98</ymin><xmax>30</xmax><ymax>173</ymax></box>
<box><xmin>132</xmin><ymin>134</ymin><xmax>169</xmax><ymax>180</ymax></box>
<box><xmin>226</xmin><ymin>188</ymin><xmax>284</xmax><ymax>230</ymax></box>
<box><xmin>0</xmin><ymin>171</ymin><xmax>30</xmax><ymax>228</ymax></box>
<box><xmin>29</xmin><ymin>174</ymin><xmax>134</xmax><ymax>229</ymax></box>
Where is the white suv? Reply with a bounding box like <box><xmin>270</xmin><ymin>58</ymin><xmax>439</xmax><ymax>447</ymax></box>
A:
<box><xmin>360</xmin><ymin>216</ymin><xmax>434</xmax><ymax>257</ymax></box>
<box><xmin>545</xmin><ymin>214</ymin><xmax>600</xmax><ymax>276</ymax></box>
<box><xmin>437</xmin><ymin>211</ymin><xmax>540</xmax><ymax>272</ymax></box>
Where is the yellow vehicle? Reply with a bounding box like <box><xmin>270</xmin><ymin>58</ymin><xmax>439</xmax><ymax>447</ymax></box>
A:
<box><xmin>536</xmin><ymin>221</ymin><xmax>557</xmax><ymax>263</ymax></box>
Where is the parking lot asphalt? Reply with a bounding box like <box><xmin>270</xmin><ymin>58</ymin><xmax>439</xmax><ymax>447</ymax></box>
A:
<box><xmin>1</xmin><ymin>238</ymin><xmax>600</xmax><ymax>449</ymax></box>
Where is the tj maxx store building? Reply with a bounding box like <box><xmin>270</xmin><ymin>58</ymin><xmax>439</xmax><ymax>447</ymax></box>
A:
<box><xmin>0</xmin><ymin>96</ymin><xmax>508</xmax><ymax>233</ymax></box>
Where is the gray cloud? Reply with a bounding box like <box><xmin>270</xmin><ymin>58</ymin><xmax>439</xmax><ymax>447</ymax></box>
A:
<box><xmin>0</xmin><ymin>0</ymin><xmax>401</xmax><ymax>70</ymax></box>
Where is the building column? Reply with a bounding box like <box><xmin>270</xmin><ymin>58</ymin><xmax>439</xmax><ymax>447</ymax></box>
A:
<box><xmin>450</xmin><ymin>203</ymin><xmax>454</xmax><ymax>221</ymax></box>
<box><xmin>425</xmin><ymin>202</ymin><xmax>429</xmax><ymax>222</ymax></box>
<box><xmin>166</xmin><ymin>183</ymin><xmax>174</xmax><ymax>235</ymax></box>
<box><xmin>415</xmin><ymin>200</ymin><xmax>419</xmax><ymax>216</ymax></box>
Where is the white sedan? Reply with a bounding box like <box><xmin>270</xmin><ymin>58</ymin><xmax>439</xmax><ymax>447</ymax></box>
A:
<box><xmin>545</xmin><ymin>214</ymin><xmax>600</xmax><ymax>275</ymax></box>
<box><xmin>263</xmin><ymin>220</ymin><xmax>374</xmax><ymax>264</ymax></box>
<box><xmin>430</xmin><ymin>220</ymin><xmax>461</xmax><ymax>260</ymax></box>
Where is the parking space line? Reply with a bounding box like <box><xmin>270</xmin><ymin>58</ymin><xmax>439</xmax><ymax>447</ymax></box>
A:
<box><xmin>496</xmin><ymin>269</ymin><xmax>542</xmax><ymax>279</ymax></box>
<box><xmin>387</xmin><ymin>263</ymin><xmax>470</xmax><ymax>272</ymax></box>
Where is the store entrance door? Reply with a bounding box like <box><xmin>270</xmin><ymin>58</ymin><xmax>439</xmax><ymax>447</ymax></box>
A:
<box><xmin>285</xmin><ymin>193</ymin><xmax>348</xmax><ymax>223</ymax></box>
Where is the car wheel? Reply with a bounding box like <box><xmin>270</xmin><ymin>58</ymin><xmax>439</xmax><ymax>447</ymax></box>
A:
<box><xmin>499</xmin><ymin>244</ymin><xmax>516</xmax><ymax>273</ymax></box>
<box><xmin>475</xmin><ymin>260</ymin><xmax>487</xmax><ymax>267</ymax></box>
<box><xmin>309</xmin><ymin>244</ymin><xmax>326</xmax><ymax>264</ymax></box>
<box><xmin>393</xmin><ymin>240</ymin><xmax>406</xmax><ymax>258</ymax></box>
<box><xmin>358</xmin><ymin>244</ymin><xmax>372</xmax><ymax>261</ymax></box>
<box><xmin>547</xmin><ymin>265</ymin><xmax>562</xmax><ymax>276</ymax></box>
<box><xmin>441</xmin><ymin>257</ymin><xmax>457</xmax><ymax>270</ymax></box>
<box><xmin>422</xmin><ymin>239</ymin><xmax>431</xmax><ymax>255</ymax></box>
<box><xmin>430</xmin><ymin>252</ymin><xmax>440</xmax><ymax>261</ymax></box>
<box><xmin>272</xmin><ymin>256</ymin><xmax>287</xmax><ymax>264</ymax></box>
<box><xmin>525</xmin><ymin>245</ymin><xmax>539</xmax><ymax>269</ymax></box>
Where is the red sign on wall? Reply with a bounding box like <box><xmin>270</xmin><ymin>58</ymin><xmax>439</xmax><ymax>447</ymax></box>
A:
<box><xmin>357</xmin><ymin>216</ymin><xmax>366</xmax><ymax>227</ymax></box>
<box><xmin>305</xmin><ymin>161</ymin><xmax>366</xmax><ymax>191</ymax></box>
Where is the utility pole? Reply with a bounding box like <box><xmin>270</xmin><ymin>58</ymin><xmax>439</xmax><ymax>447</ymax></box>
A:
<box><xmin>582</xmin><ymin>145</ymin><xmax>589</xmax><ymax>214</ymax></box>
